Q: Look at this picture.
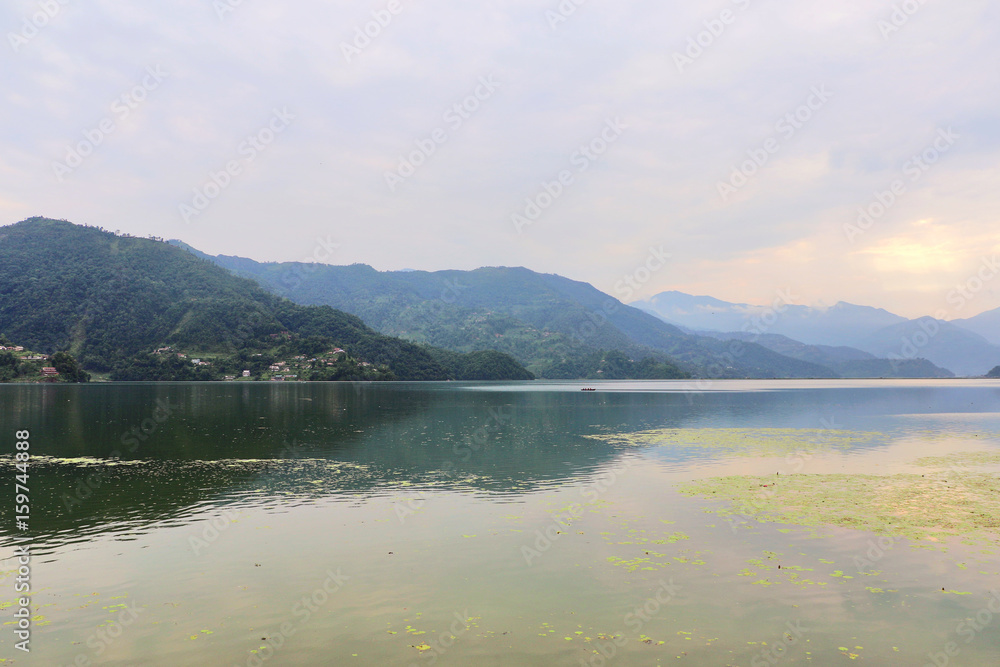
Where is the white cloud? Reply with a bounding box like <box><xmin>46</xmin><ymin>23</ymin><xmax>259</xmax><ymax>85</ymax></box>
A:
<box><xmin>1</xmin><ymin>0</ymin><xmax>998</xmax><ymax>319</ymax></box>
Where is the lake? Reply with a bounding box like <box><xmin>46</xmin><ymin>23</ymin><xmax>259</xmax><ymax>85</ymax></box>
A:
<box><xmin>2</xmin><ymin>380</ymin><xmax>1000</xmax><ymax>666</ymax></box>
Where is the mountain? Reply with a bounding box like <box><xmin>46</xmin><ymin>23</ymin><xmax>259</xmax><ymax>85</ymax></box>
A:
<box><xmin>696</xmin><ymin>331</ymin><xmax>953</xmax><ymax>379</ymax></box>
<box><xmin>833</xmin><ymin>358</ymin><xmax>954</xmax><ymax>379</ymax></box>
<box><xmin>0</xmin><ymin>218</ymin><xmax>533</xmax><ymax>381</ymax></box>
<box><xmin>696</xmin><ymin>331</ymin><xmax>875</xmax><ymax>367</ymax></box>
<box><xmin>853</xmin><ymin>318</ymin><xmax>1000</xmax><ymax>377</ymax></box>
<box><xmin>180</xmin><ymin>249</ymin><xmax>845</xmax><ymax>379</ymax></box>
<box><xmin>633</xmin><ymin>291</ymin><xmax>908</xmax><ymax>346</ymax></box>
<box><xmin>952</xmin><ymin>307</ymin><xmax>1000</xmax><ymax>345</ymax></box>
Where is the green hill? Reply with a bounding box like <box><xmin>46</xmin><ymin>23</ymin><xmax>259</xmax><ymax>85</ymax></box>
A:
<box><xmin>188</xmin><ymin>249</ymin><xmax>834</xmax><ymax>379</ymax></box>
<box><xmin>0</xmin><ymin>218</ymin><xmax>532</xmax><ymax>381</ymax></box>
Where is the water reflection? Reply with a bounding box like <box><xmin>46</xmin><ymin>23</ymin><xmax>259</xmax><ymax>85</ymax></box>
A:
<box><xmin>2</xmin><ymin>381</ymin><xmax>999</xmax><ymax>553</ymax></box>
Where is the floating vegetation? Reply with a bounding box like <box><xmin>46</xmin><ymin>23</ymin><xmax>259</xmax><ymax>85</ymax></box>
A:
<box><xmin>679</xmin><ymin>472</ymin><xmax>1000</xmax><ymax>547</ymax></box>
<box><xmin>912</xmin><ymin>451</ymin><xmax>1000</xmax><ymax>468</ymax></box>
<box><xmin>587</xmin><ymin>428</ymin><xmax>885</xmax><ymax>457</ymax></box>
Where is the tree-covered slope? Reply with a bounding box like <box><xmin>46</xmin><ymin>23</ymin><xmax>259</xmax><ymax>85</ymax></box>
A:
<box><xmin>191</xmin><ymin>250</ymin><xmax>836</xmax><ymax>379</ymax></box>
<box><xmin>0</xmin><ymin>218</ymin><xmax>532</xmax><ymax>381</ymax></box>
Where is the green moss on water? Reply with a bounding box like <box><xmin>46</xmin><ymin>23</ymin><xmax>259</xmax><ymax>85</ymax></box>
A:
<box><xmin>587</xmin><ymin>427</ymin><xmax>884</xmax><ymax>457</ymax></box>
<box><xmin>679</xmin><ymin>472</ymin><xmax>1000</xmax><ymax>547</ymax></box>
<box><xmin>913</xmin><ymin>451</ymin><xmax>1000</xmax><ymax>468</ymax></box>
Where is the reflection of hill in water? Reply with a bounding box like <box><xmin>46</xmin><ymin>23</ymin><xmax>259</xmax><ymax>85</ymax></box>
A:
<box><xmin>0</xmin><ymin>383</ymin><xmax>630</xmax><ymax>549</ymax></box>
<box><xmin>4</xmin><ymin>381</ymin><xmax>994</xmax><ymax>551</ymax></box>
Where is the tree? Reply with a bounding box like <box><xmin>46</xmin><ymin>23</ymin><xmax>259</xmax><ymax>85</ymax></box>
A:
<box><xmin>50</xmin><ymin>351</ymin><xmax>90</xmax><ymax>383</ymax></box>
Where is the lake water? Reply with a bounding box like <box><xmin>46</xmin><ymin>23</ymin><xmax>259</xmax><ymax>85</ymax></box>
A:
<box><xmin>2</xmin><ymin>380</ymin><xmax>1000</xmax><ymax>666</ymax></box>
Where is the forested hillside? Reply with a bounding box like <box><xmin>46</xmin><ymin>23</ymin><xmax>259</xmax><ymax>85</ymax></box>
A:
<box><xmin>192</xmin><ymin>251</ymin><xmax>835</xmax><ymax>379</ymax></box>
<box><xmin>0</xmin><ymin>218</ymin><xmax>533</xmax><ymax>381</ymax></box>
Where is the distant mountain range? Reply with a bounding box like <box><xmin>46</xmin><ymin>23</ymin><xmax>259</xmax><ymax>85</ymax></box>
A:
<box><xmin>175</xmin><ymin>243</ymin><xmax>963</xmax><ymax>379</ymax></box>
<box><xmin>953</xmin><ymin>309</ymin><xmax>1000</xmax><ymax>346</ymax></box>
<box><xmin>2</xmin><ymin>218</ymin><xmax>988</xmax><ymax>380</ymax></box>
<box><xmin>632</xmin><ymin>291</ymin><xmax>909</xmax><ymax>344</ymax></box>
<box><xmin>634</xmin><ymin>291</ymin><xmax>1000</xmax><ymax>377</ymax></box>
<box><xmin>176</xmin><ymin>247</ymin><xmax>807</xmax><ymax>379</ymax></box>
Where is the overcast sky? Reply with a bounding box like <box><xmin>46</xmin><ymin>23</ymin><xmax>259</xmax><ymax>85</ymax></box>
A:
<box><xmin>2</xmin><ymin>0</ymin><xmax>998</xmax><ymax>319</ymax></box>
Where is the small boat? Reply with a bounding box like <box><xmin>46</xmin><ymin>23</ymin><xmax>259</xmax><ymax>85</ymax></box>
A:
<box><xmin>581</xmin><ymin>387</ymin><xmax>597</xmax><ymax>392</ymax></box>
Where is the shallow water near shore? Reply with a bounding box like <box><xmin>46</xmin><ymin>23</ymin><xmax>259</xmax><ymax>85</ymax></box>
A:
<box><xmin>2</xmin><ymin>380</ymin><xmax>1000</xmax><ymax>665</ymax></box>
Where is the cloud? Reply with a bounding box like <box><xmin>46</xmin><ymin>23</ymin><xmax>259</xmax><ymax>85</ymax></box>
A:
<box><xmin>1</xmin><ymin>0</ymin><xmax>998</xmax><ymax>319</ymax></box>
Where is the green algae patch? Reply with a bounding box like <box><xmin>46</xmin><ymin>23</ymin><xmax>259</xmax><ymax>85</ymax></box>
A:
<box><xmin>913</xmin><ymin>451</ymin><xmax>1000</xmax><ymax>468</ymax></box>
<box><xmin>587</xmin><ymin>427</ymin><xmax>884</xmax><ymax>457</ymax></box>
<box><xmin>679</xmin><ymin>472</ymin><xmax>1000</xmax><ymax>547</ymax></box>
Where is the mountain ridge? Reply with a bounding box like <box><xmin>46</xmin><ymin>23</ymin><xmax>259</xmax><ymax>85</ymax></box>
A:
<box><xmin>0</xmin><ymin>218</ymin><xmax>533</xmax><ymax>381</ymax></box>
<box><xmin>182</xmin><ymin>246</ymin><xmax>946</xmax><ymax>379</ymax></box>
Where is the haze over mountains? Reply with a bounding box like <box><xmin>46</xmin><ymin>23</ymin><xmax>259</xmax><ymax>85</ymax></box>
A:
<box><xmin>1</xmin><ymin>218</ymin><xmax>993</xmax><ymax>379</ymax></box>
<box><xmin>634</xmin><ymin>292</ymin><xmax>1000</xmax><ymax>377</ymax></box>
<box><xmin>176</xmin><ymin>241</ymin><xmax>972</xmax><ymax>379</ymax></box>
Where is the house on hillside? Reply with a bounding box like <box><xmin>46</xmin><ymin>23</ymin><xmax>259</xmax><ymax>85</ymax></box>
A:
<box><xmin>41</xmin><ymin>367</ymin><xmax>59</xmax><ymax>377</ymax></box>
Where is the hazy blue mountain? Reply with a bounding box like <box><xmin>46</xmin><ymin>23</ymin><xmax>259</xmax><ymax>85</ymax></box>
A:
<box><xmin>952</xmin><ymin>306</ymin><xmax>1000</xmax><ymax>345</ymax></box>
<box><xmin>180</xmin><ymin>248</ymin><xmax>841</xmax><ymax>379</ymax></box>
<box><xmin>696</xmin><ymin>331</ymin><xmax>874</xmax><ymax>367</ymax></box>
<box><xmin>853</xmin><ymin>318</ymin><xmax>1000</xmax><ymax>377</ymax></box>
<box><xmin>633</xmin><ymin>291</ymin><xmax>908</xmax><ymax>346</ymax></box>
<box><xmin>695</xmin><ymin>331</ymin><xmax>953</xmax><ymax>378</ymax></box>
<box><xmin>834</xmin><ymin>358</ymin><xmax>954</xmax><ymax>379</ymax></box>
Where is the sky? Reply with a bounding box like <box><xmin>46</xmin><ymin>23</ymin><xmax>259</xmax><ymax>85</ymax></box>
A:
<box><xmin>2</xmin><ymin>0</ymin><xmax>999</xmax><ymax>320</ymax></box>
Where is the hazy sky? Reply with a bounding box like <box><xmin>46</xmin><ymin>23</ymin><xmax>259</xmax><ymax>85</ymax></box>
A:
<box><xmin>3</xmin><ymin>0</ymin><xmax>998</xmax><ymax>319</ymax></box>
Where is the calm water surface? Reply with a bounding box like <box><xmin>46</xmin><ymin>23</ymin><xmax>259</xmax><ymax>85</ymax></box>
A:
<box><xmin>1</xmin><ymin>380</ymin><xmax>999</xmax><ymax>666</ymax></box>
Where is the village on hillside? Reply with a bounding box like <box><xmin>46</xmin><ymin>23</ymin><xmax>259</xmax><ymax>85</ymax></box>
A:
<box><xmin>0</xmin><ymin>336</ymin><xmax>88</xmax><ymax>382</ymax></box>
